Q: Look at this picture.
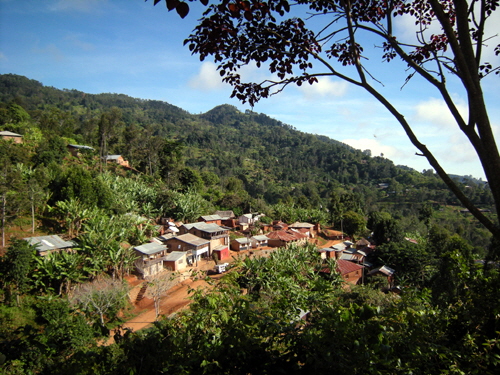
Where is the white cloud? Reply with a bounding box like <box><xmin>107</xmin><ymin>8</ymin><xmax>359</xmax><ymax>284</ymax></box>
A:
<box><xmin>0</xmin><ymin>52</ymin><xmax>7</xmax><ymax>62</ymax></box>
<box><xmin>470</xmin><ymin>0</ymin><xmax>500</xmax><ymax>65</ymax></box>
<box><xmin>341</xmin><ymin>138</ymin><xmax>403</xmax><ymax>159</ymax></box>
<box><xmin>189</xmin><ymin>61</ymin><xmax>227</xmax><ymax>91</ymax></box>
<box><xmin>298</xmin><ymin>77</ymin><xmax>348</xmax><ymax>99</ymax></box>
<box><xmin>412</xmin><ymin>97</ymin><xmax>468</xmax><ymax>133</ymax></box>
<box><xmin>393</xmin><ymin>13</ymin><xmax>443</xmax><ymax>44</ymax></box>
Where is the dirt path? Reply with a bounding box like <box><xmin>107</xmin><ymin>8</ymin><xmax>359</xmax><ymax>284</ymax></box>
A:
<box><xmin>106</xmin><ymin>277</ymin><xmax>214</xmax><ymax>345</ymax></box>
<box><xmin>121</xmin><ymin>278</ymin><xmax>211</xmax><ymax>332</ymax></box>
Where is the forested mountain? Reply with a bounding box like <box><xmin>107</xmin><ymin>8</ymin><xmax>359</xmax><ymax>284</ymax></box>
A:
<box><xmin>0</xmin><ymin>73</ymin><xmax>390</xmax><ymax>190</ymax></box>
<box><xmin>0</xmin><ymin>73</ymin><xmax>488</xmax><ymax>209</ymax></box>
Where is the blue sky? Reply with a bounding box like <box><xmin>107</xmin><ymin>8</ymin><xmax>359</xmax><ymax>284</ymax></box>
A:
<box><xmin>1</xmin><ymin>0</ymin><xmax>499</xmax><ymax>180</ymax></box>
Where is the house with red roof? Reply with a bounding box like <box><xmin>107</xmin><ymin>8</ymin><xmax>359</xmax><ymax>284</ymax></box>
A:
<box><xmin>320</xmin><ymin>259</ymin><xmax>364</xmax><ymax>285</ymax></box>
<box><xmin>266</xmin><ymin>229</ymin><xmax>308</xmax><ymax>248</ymax></box>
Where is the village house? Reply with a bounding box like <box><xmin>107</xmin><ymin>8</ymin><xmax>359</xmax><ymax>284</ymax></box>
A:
<box><xmin>339</xmin><ymin>250</ymin><xmax>366</xmax><ymax>264</ymax></box>
<box><xmin>197</xmin><ymin>214</ymin><xmax>222</xmax><ymax>225</ymax></box>
<box><xmin>157</xmin><ymin>218</ymin><xmax>181</xmax><ymax>238</ymax></box>
<box><xmin>289</xmin><ymin>222</ymin><xmax>316</xmax><ymax>238</ymax></box>
<box><xmin>67</xmin><ymin>144</ymin><xmax>94</xmax><ymax>157</ymax></box>
<box><xmin>214</xmin><ymin>210</ymin><xmax>237</xmax><ymax>227</ymax></box>
<box><xmin>337</xmin><ymin>259</ymin><xmax>365</xmax><ymax>284</ymax></box>
<box><xmin>179</xmin><ymin>222</ymin><xmax>230</xmax><ymax>254</ymax></box>
<box><xmin>328</xmin><ymin>230</ymin><xmax>345</xmax><ymax>240</ymax></box>
<box><xmin>134</xmin><ymin>242</ymin><xmax>168</xmax><ymax>278</ymax></box>
<box><xmin>317</xmin><ymin>247</ymin><xmax>337</xmax><ymax>260</ymax></box>
<box><xmin>271</xmin><ymin>220</ymin><xmax>289</xmax><ymax>231</ymax></box>
<box><xmin>230</xmin><ymin>237</ymin><xmax>253</xmax><ymax>251</ymax></box>
<box><xmin>23</xmin><ymin>235</ymin><xmax>76</xmax><ymax>257</ymax></box>
<box><xmin>214</xmin><ymin>210</ymin><xmax>235</xmax><ymax>219</ymax></box>
<box><xmin>251</xmin><ymin>234</ymin><xmax>269</xmax><ymax>248</ymax></box>
<box><xmin>163</xmin><ymin>251</ymin><xmax>188</xmax><ymax>272</ymax></box>
<box><xmin>106</xmin><ymin>154</ymin><xmax>130</xmax><ymax>168</ymax></box>
<box><xmin>367</xmin><ymin>265</ymin><xmax>395</xmax><ymax>287</ymax></box>
<box><xmin>164</xmin><ymin>233</ymin><xmax>210</xmax><ymax>264</ymax></box>
<box><xmin>320</xmin><ymin>259</ymin><xmax>365</xmax><ymax>285</ymax></box>
<box><xmin>356</xmin><ymin>238</ymin><xmax>371</xmax><ymax>250</ymax></box>
<box><xmin>237</xmin><ymin>213</ymin><xmax>254</xmax><ymax>230</ymax></box>
<box><xmin>212</xmin><ymin>244</ymin><xmax>230</xmax><ymax>261</ymax></box>
<box><xmin>266</xmin><ymin>229</ymin><xmax>308</xmax><ymax>248</ymax></box>
<box><xmin>260</xmin><ymin>222</ymin><xmax>273</xmax><ymax>232</ymax></box>
<box><xmin>0</xmin><ymin>130</ymin><xmax>22</xmax><ymax>144</ymax></box>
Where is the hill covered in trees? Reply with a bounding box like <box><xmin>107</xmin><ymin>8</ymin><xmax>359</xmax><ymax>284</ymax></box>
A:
<box><xmin>0</xmin><ymin>73</ymin><xmax>492</xmax><ymax>208</ymax></box>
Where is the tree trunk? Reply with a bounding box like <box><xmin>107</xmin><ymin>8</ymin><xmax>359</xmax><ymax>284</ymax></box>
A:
<box><xmin>31</xmin><ymin>196</ymin><xmax>35</xmax><ymax>234</ymax></box>
<box><xmin>2</xmin><ymin>193</ymin><xmax>6</xmax><ymax>248</ymax></box>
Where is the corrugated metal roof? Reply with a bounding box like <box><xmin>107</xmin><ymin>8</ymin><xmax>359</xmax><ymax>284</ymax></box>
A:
<box><xmin>200</xmin><ymin>214</ymin><xmax>222</xmax><ymax>221</ymax></box>
<box><xmin>267</xmin><ymin>230</ymin><xmax>306</xmax><ymax>242</ymax></box>
<box><xmin>368</xmin><ymin>265</ymin><xmax>395</xmax><ymax>277</ymax></box>
<box><xmin>1</xmin><ymin>130</ymin><xmax>22</xmax><ymax>137</ymax></box>
<box><xmin>234</xmin><ymin>237</ymin><xmax>252</xmax><ymax>244</ymax></box>
<box><xmin>332</xmin><ymin>243</ymin><xmax>347</xmax><ymax>251</ymax></box>
<box><xmin>336</xmin><ymin>259</ymin><xmax>364</xmax><ymax>275</ymax></box>
<box><xmin>165</xmin><ymin>251</ymin><xmax>186</xmax><ymax>261</ymax></box>
<box><xmin>134</xmin><ymin>242</ymin><xmax>167</xmax><ymax>255</ymax></box>
<box><xmin>68</xmin><ymin>144</ymin><xmax>94</xmax><ymax>150</ymax></box>
<box><xmin>213</xmin><ymin>244</ymin><xmax>228</xmax><ymax>251</ymax></box>
<box><xmin>214</xmin><ymin>210</ymin><xmax>235</xmax><ymax>219</ymax></box>
<box><xmin>319</xmin><ymin>247</ymin><xmax>335</xmax><ymax>252</ymax></box>
<box><xmin>172</xmin><ymin>233</ymin><xmax>209</xmax><ymax>247</ymax></box>
<box><xmin>252</xmin><ymin>235</ymin><xmax>269</xmax><ymax>241</ymax></box>
<box><xmin>24</xmin><ymin>235</ymin><xmax>76</xmax><ymax>252</ymax></box>
<box><xmin>183</xmin><ymin>222</ymin><xmax>227</xmax><ymax>233</ymax></box>
<box><xmin>339</xmin><ymin>253</ymin><xmax>358</xmax><ymax>261</ymax></box>
<box><xmin>289</xmin><ymin>222</ymin><xmax>314</xmax><ymax>228</ymax></box>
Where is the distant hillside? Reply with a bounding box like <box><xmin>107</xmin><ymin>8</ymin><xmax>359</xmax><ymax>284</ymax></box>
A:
<box><xmin>0</xmin><ymin>73</ymin><xmax>451</xmax><ymax>205</ymax></box>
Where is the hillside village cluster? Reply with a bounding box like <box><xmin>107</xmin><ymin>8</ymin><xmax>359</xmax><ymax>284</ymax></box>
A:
<box><xmin>0</xmin><ymin>134</ymin><xmax>395</xmax><ymax>288</ymax></box>
<box><xmin>23</xmin><ymin>210</ymin><xmax>394</xmax><ymax>288</ymax></box>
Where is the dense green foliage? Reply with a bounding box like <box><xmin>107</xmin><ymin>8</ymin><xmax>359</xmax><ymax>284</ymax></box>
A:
<box><xmin>2</xmin><ymin>245</ymin><xmax>499</xmax><ymax>374</ymax></box>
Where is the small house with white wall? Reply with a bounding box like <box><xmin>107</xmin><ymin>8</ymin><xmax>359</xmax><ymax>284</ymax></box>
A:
<box><xmin>134</xmin><ymin>242</ymin><xmax>168</xmax><ymax>278</ymax></box>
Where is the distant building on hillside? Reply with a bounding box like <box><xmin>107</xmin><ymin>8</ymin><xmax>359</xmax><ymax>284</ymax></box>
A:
<box><xmin>67</xmin><ymin>144</ymin><xmax>94</xmax><ymax>157</ymax></box>
<box><xmin>106</xmin><ymin>154</ymin><xmax>130</xmax><ymax>168</ymax></box>
<box><xmin>23</xmin><ymin>235</ymin><xmax>76</xmax><ymax>257</ymax></box>
<box><xmin>0</xmin><ymin>130</ymin><xmax>22</xmax><ymax>144</ymax></box>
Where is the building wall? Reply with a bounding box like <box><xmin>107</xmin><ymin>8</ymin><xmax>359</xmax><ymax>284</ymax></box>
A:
<box><xmin>167</xmin><ymin>238</ymin><xmax>194</xmax><ymax>252</ymax></box>
<box><xmin>268</xmin><ymin>239</ymin><xmax>286</xmax><ymax>248</ymax></box>
<box><xmin>1</xmin><ymin>135</ymin><xmax>22</xmax><ymax>144</ymax></box>
<box><xmin>213</xmin><ymin>247</ymin><xmax>230</xmax><ymax>260</ymax></box>
<box><xmin>343</xmin><ymin>270</ymin><xmax>362</xmax><ymax>285</ymax></box>
<box><xmin>164</xmin><ymin>257</ymin><xmax>187</xmax><ymax>272</ymax></box>
<box><xmin>209</xmin><ymin>236</ymin><xmax>229</xmax><ymax>254</ymax></box>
